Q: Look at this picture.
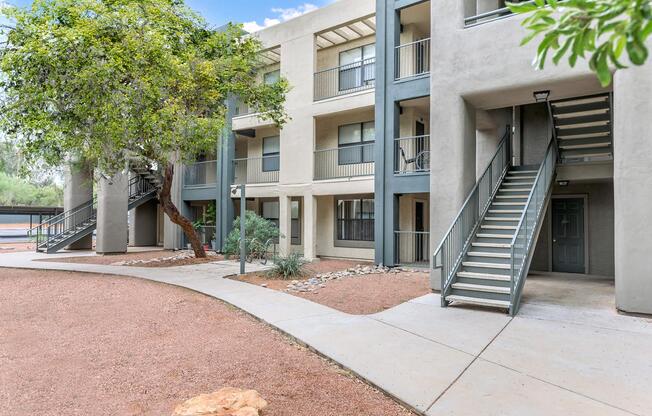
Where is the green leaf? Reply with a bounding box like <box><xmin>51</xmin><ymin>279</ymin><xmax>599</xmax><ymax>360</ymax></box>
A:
<box><xmin>506</xmin><ymin>2</ymin><xmax>539</xmax><ymax>13</ymax></box>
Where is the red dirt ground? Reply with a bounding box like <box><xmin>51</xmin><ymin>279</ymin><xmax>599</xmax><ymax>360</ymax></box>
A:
<box><xmin>37</xmin><ymin>250</ymin><xmax>224</xmax><ymax>268</ymax></box>
<box><xmin>234</xmin><ymin>259</ymin><xmax>431</xmax><ymax>315</ymax></box>
<box><xmin>0</xmin><ymin>268</ymin><xmax>413</xmax><ymax>416</ymax></box>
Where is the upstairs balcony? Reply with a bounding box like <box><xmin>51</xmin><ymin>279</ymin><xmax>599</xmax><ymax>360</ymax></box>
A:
<box><xmin>184</xmin><ymin>160</ymin><xmax>217</xmax><ymax>188</ymax></box>
<box><xmin>314</xmin><ymin>142</ymin><xmax>375</xmax><ymax>181</ymax></box>
<box><xmin>313</xmin><ymin>15</ymin><xmax>376</xmax><ymax>101</ymax></box>
<box><xmin>464</xmin><ymin>0</ymin><xmax>531</xmax><ymax>27</ymax></box>
<box><xmin>394</xmin><ymin>135</ymin><xmax>431</xmax><ymax>174</ymax></box>
<box><xmin>395</xmin><ymin>1</ymin><xmax>430</xmax><ymax>80</ymax></box>
<box><xmin>232</xmin><ymin>155</ymin><xmax>279</xmax><ymax>185</ymax></box>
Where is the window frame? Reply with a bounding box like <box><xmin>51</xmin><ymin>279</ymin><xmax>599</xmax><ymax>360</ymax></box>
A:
<box><xmin>262</xmin><ymin>135</ymin><xmax>280</xmax><ymax>173</ymax></box>
<box><xmin>338</xmin><ymin>43</ymin><xmax>376</xmax><ymax>92</ymax></box>
<box><xmin>337</xmin><ymin>121</ymin><xmax>375</xmax><ymax>166</ymax></box>
<box><xmin>333</xmin><ymin>195</ymin><xmax>375</xmax><ymax>249</ymax></box>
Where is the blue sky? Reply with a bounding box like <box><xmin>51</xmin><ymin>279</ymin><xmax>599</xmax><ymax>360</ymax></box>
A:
<box><xmin>1</xmin><ymin>1</ymin><xmax>335</xmax><ymax>31</ymax></box>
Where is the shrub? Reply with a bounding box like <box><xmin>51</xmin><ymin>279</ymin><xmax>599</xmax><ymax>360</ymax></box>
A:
<box><xmin>269</xmin><ymin>253</ymin><xmax>307</xmax><ymax>279</ymax></box>
<box><xmin>223</xmin><ymin>211</ymin><xmax>280</xmax><ymax>259</ymax></box>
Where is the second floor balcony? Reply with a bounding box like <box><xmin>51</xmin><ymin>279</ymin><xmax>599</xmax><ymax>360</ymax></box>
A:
<box><xmin>232</xmin><ymin>155</ymin><xmax>279</xmax><ymax>185</ymax></box>
<box><xmin>314</xmin><ymin>58</ymin><xmax>376</xmax><ymax>101</ymax></box>
<box><xmin>184</xmin><ymin>160</ymin><xmax>217</xmax><ymax>188</ymax></box>
<box><xmin>314</xmin><ymin>142</ymin><xmax>375</xmax><ymax>180</ymax></box>
<box><xmin>394</xmin><ymin>135</ymin><xmax>431</xmax><ymax>175</ymax></box>
<box><xmin>395</xmin><ymin>38</ymin><xmax>430</xmax><ymax>80</ymax></box>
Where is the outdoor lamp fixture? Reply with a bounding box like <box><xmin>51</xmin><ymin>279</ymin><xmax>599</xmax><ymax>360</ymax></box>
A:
<box><xmin>533</xmin><ymin>90</ymin><xmax>551</xmax><ymax>103</ymax></box>
<box><xmin>558</xmin><ymin>180</ymin><xmax>570</xmax><ymax>187</ymax></box>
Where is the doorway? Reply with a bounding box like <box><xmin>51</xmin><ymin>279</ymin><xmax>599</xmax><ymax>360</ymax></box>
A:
<box><xmin>552</xmin><ymin>198</ymin><xmax>586</xmax><ymax>273</ymax></box>
<box><xmin>415</xmin><ymin>201</ymin><xmax>426</xmax><ymax>262</ymax></box>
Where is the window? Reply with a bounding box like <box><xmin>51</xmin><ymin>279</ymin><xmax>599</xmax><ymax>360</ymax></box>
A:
<box><xmin>262</xmin><ymin>201</ymin><xmax>280</xmax><ymax>228</ymax></box>
<box><xmin>262</xmin><ymin>136</ymin><xmax>280</xmax><ymax>172</ymax></box>
<box><xmin>338</xmin><ymin>43</ymin><xmax>375</xmax><ymax>91</ymax></box>
<box><xmin>338</xmin><ymin>121</ymin><xmax>375</xmax><ymax>165</ymax></box>
<box><xmin>336</xmin><ymin>197</ymin><xmax>375</xmax><ymax>243</ymax></box>
<box><xmin>264</xmin><ymin>69</ymin><xmax>280</xmax><ymax>85</ymax></box>
<box><xmin>291</xmin><ymin>200</ymin><xmax>301</xmax><ymax>245</ymax></box>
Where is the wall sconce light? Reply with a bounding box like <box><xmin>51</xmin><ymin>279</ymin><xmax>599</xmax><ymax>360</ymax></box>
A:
<box><xmin>533</xmin><ymin>90</ymin><xmax>551</xmax><ymax>103</ymax></box>
<box><xmin>558</xmin><ymin>180</ymin><xmax>569</xmax><ymax>187</ymax></box>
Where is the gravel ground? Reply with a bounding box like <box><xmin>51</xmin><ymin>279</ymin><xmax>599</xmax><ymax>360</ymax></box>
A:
<box><xmin>37</xmin><ymin>250</ymin><xmax>224</xmax><ymax>268</ymax></box>
<box><xmin>235</xmin><ymin>259</ymin><xmax>430</xmax><ymax>315</ymax></box>
<box><xmin>0</xmin><ymin>268</ymin><xmax>413</xmax><ymax>416</ymax></box>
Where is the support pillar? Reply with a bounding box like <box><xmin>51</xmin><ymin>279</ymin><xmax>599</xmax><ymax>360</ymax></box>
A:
<box><xmin>129</xmin><ymin>199</ymin><xmax>158</xmax><ymax>247</ymax></box>
<box><xmin>96</xmin><ymin>171</ymin><xmax>129</xmax><ymax>254</ymax></box>
<box><xmin>614</xmin><ymin>63</ymin><xmax>652</xmax><ymax>315</ymax></box>
<box><xmin>303</xmin><ymin>194</ymin><xmax>317</xmax><ymax>260</ymax></box>
<box><xmin>63</xmin><ymin>161</ymin><xmax>93</xmax><ymax>250</ymax></box>
<box><xmin>278</xmin><ymin>195</ymin><xmax>292</xmax><ymax>256</ymax></box>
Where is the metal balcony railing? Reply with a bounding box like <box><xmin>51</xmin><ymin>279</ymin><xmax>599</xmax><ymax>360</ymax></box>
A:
<box><xmin>314</xmin><ymin>58</ymin><xmax>375</xmax><ymax>101</ymax></box>
<box><xmin>184</xmin><ymin>160</ymin><xmax>217</xmax><ymax>187</ymax></box>
<box><xmin>395</xmin><ymin>231</ymin><xmax>430</xmax><ymax>266</ymax></box>
<box><xmin>395</xmin><ymin>38</ymin><xmax>430</xmax><ymax>80</ymax></box>
<box><xmin>314</xmin><ymin>143</ymin><xmax>375</xmax><ymax>180</ymax></box>
<box><xmin>232</xmin><ymin>156</ymin><xmax>279</xmax><ymax>184</ymax></box>
<box><xmin>394</xmin><ymin>135</ymin><xmax>431</xmax><ymax>174</ymax></box>
<box><xmin>464</xmin><ymin>1</ymin><xmax>551</xmax><ymax>27</ymax></box>
<box><xmin>234</xmin><ymin>98</ymin><xmax>254</xmax><ymax>117</ymax></box>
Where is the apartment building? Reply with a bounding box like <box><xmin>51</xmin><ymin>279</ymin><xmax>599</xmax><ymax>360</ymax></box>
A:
<box><xmin>47</xmin><ymin>0</ymin><xmax>651</xmax><ymax>317</ymax></box>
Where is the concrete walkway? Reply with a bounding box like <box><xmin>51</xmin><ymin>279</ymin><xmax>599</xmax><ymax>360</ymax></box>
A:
<box><xmin>1</xmin><ymin>251</ymin><xmax>650</xmax><ymax>415</ymax></box>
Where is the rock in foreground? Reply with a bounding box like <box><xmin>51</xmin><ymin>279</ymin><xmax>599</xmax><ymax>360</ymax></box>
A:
<box><xmin>173</xmin><ymin>388</ymin><xmax>267</xmax><ymax>416</ymax></box>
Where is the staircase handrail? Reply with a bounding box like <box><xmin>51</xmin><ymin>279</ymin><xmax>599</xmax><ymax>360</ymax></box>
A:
<box><xmin>433</xmin><ymin>125</ymin><xmax>512</xmax><ymax>302</ymax></box>
<box><xmin>36</xmin><ymin>197</ymin><xmax>98</xmax><ymax>249</ymax></box>
<box><xmin>508</xmin><ymin>136</ymin><xmax>558</xmax><ymax>314</ymax></box>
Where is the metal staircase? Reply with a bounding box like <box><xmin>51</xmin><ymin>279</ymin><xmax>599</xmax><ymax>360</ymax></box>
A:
<box><xmin>551</xmin><ymin>93</ymin><xmax>613</xmax><ymax>163</ymax></box>
<box><xmin>33</xmin><ymin>166</ymin><xmax>161</xmax><ymax>253</ymax></box>
<box><xmin>433</xmin><ymin>126</ymin><xmax>559</xmax><ymax>315</ymax></box>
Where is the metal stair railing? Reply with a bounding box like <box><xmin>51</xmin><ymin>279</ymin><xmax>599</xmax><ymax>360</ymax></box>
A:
<box><xmin>509</xmin><ymin>136</ymin><xmax>558</xmax><ymax>315</ymax></box>
<box><xmin>36</xmin><ymin>197</ymin><xmax>98</xmax><ymax>251</ymax></box>
<box><xmin>433</xmin><ymin>126</ymin><xmax>512</xmax><ymax>305</ymax></box>
<box><xmin>128</xmin><ymin>173</ymin><xmax>158</xmax><ymax>206</ymax></box>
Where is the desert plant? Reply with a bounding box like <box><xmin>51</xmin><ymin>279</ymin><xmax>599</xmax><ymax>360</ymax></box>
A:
<box><xmin>269</xmin><ymin>253</ymin><xmax>307</xmax><ymax>279</ymax></box>
<box><xmin>223</xmin><ymin>211</ymin><xmax>280</xmax><ymax>259</ymax></box>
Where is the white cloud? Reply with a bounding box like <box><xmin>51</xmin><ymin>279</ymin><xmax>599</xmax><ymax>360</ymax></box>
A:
<box><xmin>243</xmin><ymin>3</ymin><xmax>320</xmax><ymax>33</ymax></box>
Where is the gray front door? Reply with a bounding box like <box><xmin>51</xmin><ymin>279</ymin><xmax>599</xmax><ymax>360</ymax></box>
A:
<box><xmin>552</xmin><ymin>198</ymin><xmax>585</xmax><ymax>273</ymax></box>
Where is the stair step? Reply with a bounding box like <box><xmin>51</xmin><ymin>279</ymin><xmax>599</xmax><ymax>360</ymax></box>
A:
<box><xmin>484</xmin><ymin>217</ymin><xmax>520</xmax><ymax>222</ymax></box>
<box><xmin>452</xmin><ymin>283</ymin><xmax>511</xmax><ymax>295</ymax></box>
<box><xmin>495</xmin><ymin>195</ymin><xmax>529</xmax><ymax>199</ymax></box>
<box><xmin>502</xmin><ymin>182</ymin><xmax>534</xmax><ymax>186</ymax></box>
<box><xmin>492</xmin><ymin>202</ymin><xmax>526</xmax><ymax>206</ymax></box>
<box><xmin>488</xmin><ymin>209</ymin><xmax>523</xmax><ymax>214</ymax></box>
<box><xmin>445</xmin><ymin>295</ymin><xmax>511</xmax><ymax>309</ymax></box>
<box><xmin>477</xmin><ymin>233</ymin><xmax>514</xmax><ymax>239</ymax></box>
<box><xmin>557</xmin><ymin>124</ymin><xmax>611</xmax><ymax>138</ymax></box>
<box><xmin>462</xmin><ymin>261</ymin><xmax>510</xmax><ymax>270</ymax></box>
<box><xmin>552</xmin><ymin>100</ymin><xmax>610</xmax><ymax>115</ymax></box>
<box><xmin>481</xmin><ymin>225</ymin><xmax>517</xmax><ymax>230</ymax></box>
<box><xmin>555</xmin><ymin>113</ymin><xmax>610</xmax><ymax>126</ymax></box>
<box><xmin>558</xmin><ymin>136</ymin><xmax>612</xmax><ymax>150</ymax></box>
<box><xmin>562</xmin><ymin>148</ymin><xmax>612</xmax><ymax>159</ymax></box>
<box><xmin>499</xmin><ymin>187</ymin><xmax>531</xmax><ymax>192</ymax></box>
<box><xmin>467</xmin><ymin>252</ymin><xmax>510</xmax><ymax>259</ymax></box>
<box><xmin>509</xmin><ymin>170</ymin><xmax>537</xmax><ymax>174</ymax></box>
<box><xmin>457</xmin><ymin>271</ymin><xmax>511</xmax><ymax>281</ymax></box>
<box><xmin>471</xmin><ymin>242</ymin><xmax>511</xmax><ymax>249</ymax></box>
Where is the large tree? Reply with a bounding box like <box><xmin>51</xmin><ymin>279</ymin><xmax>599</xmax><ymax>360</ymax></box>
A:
<box><xmin>0</xmin><ymin>0</ymin><xmax>288</xmax><ymax>257</ymax></box>
<box><xmin>508</xmin><ymin>0</ymin><xmax>652</xmax><ymax>86</ymax></box>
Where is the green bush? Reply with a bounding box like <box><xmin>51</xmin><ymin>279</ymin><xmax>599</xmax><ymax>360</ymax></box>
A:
<box><xmin>223</xmin><ymin>211</ymin><xmax>280</xmax><ymax>259</ymax></box>
<box><xmin>269</xmin><ymin>253</ymin><xmax>307</xmax><ymax>279</ymax></box>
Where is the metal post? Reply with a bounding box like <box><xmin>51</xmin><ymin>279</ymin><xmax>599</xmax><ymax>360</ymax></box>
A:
<box><xmin>239</xmin><ymin>184</ymin><xmax>246</xmax><ymax>275</ymax></box>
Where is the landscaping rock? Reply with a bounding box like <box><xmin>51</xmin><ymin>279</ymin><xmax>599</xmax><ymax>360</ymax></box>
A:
<box><xmin>172</xmin><ymin>387</ymin><xmax>267</xmax><ymax>416</ymax></box>
<box><xmin>283</xmin><ymin>265</ymin><xmax>419</xmax><ymax>293</ymax></box>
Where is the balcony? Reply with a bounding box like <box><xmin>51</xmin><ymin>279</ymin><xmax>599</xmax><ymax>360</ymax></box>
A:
<box><xmin>314</xmin><ymin>58</ymin><xmax>376</xmax><ymax>101</ymax></box>
<box><xmin>464</xmin><ymin>1</ymin><xmax>543</xmax><ymax>27</ymax></box>
<box><xmin>314</xmin><ymin>143</ymin><xmax>375</xmax><ymax>180</ymax></box>
<box><xmin>395</xmin><ymin>38</ymin><xmax>430</xmax><ymax>80</ymax></box>
<box><xmin>394</xmin><ymin>231</ymin><xmax>430</xmax><ymax>266</ymax></box>
<box><xmin>184</xmin><ymin>161</ymin><xmax>217</xmax><ymax>188</ymax></box>
<box><xmin>232</xmin><ymin>156</ymin><xmax>279</xmax><ymax>185</ymax></box>
<box><xmin>394</xmin><ymin>135</ymin><xmax>430</xmax><ymax>174</ymax></box>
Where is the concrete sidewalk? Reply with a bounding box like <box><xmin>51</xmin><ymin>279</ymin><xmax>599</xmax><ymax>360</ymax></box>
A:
<box><xmin>1</xmin><ymin>251</ymin><xmax>650</xmax><ymax>415</ymax></box>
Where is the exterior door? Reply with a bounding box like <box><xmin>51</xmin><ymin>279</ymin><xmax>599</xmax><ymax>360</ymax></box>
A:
<box><xmin>552</xmin><ymin>198</ymin><xmax>585</xmax><ymax>273</ymax></box>
<box><xmin>415</xmin><ymin>201</ymin><xmax>425</xmax><ymax>262</ymax></box>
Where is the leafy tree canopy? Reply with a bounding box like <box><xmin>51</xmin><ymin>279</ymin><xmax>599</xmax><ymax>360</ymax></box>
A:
<box><xmin>508</xmin><ymin>0</ymin><xmax>652</xmax><ymax>86</ymax></box>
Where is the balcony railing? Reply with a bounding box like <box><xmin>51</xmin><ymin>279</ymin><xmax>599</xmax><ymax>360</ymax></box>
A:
<box><xmin>232</xmin><ymin>156</ymin><xmax>279</xmax><ymax>184</ymax></box>
<box><xmin>314</xmin><ymin>143</ymin><xmax>375</xmax><ymax>180</ymax></box>
<box><xmin>395</xmin><ymin>38</ymin><xmax>430</xmax><ymax>80</ymax></box>
<box><xmin>184</xmin><ymin>160</ymin><xmax>217</xmax><ymax>187</ymax></box>
<box><xmin>314</xmin><ymin>58</ymin><xmax>375</xmax><ymax>101</ymax></box>
<box><xmin>233</xmin><ymin>99</ymin><xmax>254</xmax><ymax>117</ymax></box>
<box><xmin>395</xmin><ymin>231</ymin><xmax>430</xmax><ymax>266</ymax></box>
<box><xmin>394</xmin><ymin>135</ymin><xmax>430</xmax><ymax>174</ymax></box>
<box><xmin>465</xmin><ymin>1</ymin><xmax>546</xmax><ymax>27</ymax></box>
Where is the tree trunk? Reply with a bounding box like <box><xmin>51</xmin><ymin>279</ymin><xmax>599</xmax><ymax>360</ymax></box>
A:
<box><xmin>159</xmin><ymin>162</ymin><xmax>207</xmax><ymax>258</ymax></box>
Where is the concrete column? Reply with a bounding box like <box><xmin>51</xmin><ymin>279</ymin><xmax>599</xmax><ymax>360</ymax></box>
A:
<box><xmin>163</xmin><ymin>161</ymin><xmax>185</xmax><ymax>250</ymax></box>
<box><xmin>613</xmin><ymin>64</ymin><xmax>652</xmax><ymax>315</ymax></box>
<box><xmin>429</xmin><ymin>92</ymin><xmax>477</xmax><ymax>290</ymax></box>
<box><xmin>63</xmin><ymin>161</ymin><xmax>93</xmax><ymax>250</ymax></box>
<box><xmin>96</xmin><ymin>171</ymin><xmax>128</xmax><ymax>254</ymax></box>
<box><xmin>278</xmin><ymin>195</ymin><xmax>292</xmax><ymax>256</ymax></box>
<box><xmin>303</xmin><ymin>194</ymin><xmax>317</xmax><ymax>260</ymax></box>
<box><xmin>129</xmin><ymin>199</ymin><xmax>158</xmax><ymax>247</ymax></box>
